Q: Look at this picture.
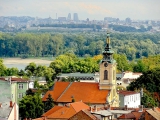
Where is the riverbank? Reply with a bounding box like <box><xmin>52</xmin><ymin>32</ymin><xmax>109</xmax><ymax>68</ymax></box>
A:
<box><xmin>2</xmin><ymin>58</ymin><xmax>53</xmax><ymax>70</ymax></box>
<box><xmin>3</xmin><ymin>58</ymin><xmax>52</xmax><ymax>65</ymax></box>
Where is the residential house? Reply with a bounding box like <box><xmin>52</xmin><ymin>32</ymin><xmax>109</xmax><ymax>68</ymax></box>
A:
<box><xmin>43</xmin><ymin>33</ymin><xmax>119</xmax><ymax>107</ymax></box>
<box><xmin>29</xmin><ymin>76</ymin><xmax>47</xmax><ymax>88</ymax></box>
<box><xmin>0</xmin><ymin>77</ymin><xmax>29</xmax><ymax>104</ymax></box>
<box><xmin>118</xmin><ymin>91</ymin><xmax>141</xmax><ymax>108</ymax></box>
<box><xmin>122</xmin><ymin>72</ymin><xmax>142</xmax><ymax>87</ymax></box>
<box><xmin>0</xmin><ymin>101</ymin><xmax>19</xmax><ymax>120</ymax></box>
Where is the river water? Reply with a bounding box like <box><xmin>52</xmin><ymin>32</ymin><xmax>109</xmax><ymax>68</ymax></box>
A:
<box><xmin>4</xmin><ymin>63</ymin><xmax>50</xmax><ymax>70</ymax></box>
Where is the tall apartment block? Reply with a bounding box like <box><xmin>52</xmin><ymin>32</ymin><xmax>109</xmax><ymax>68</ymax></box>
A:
<box><xmin>73</xmin><ymin>13</ymin><xmax>79</xmax><ymax>21</ymax></box>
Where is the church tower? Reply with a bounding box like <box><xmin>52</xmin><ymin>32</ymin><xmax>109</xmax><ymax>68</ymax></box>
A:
<box><xmin>99</xmin><ymin>32</ymin><xmax>119</xmax><ymax>107</ymax></box>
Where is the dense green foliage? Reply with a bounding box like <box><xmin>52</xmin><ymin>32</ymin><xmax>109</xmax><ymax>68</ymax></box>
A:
<box><xmin>127</xmin><ymin>69</ymin><xmax>160</xmax><ymax>107</ymax></box>
<box><xmin>127</xmin><ymin>69</ymin><xmax>160</xmax><ymax>92</ymax></box>
<box><xmin>38</xmin><ymin>23</ymin><xmax>102</xmax><ymax>29</ymax></box>
<box><xmin>44</xmin><ymin>94</ymin><xmax>54</xmax><ymax>113</ymax></box>
<box><xmin>0</xmin><ymin>32</ymin><xmax>160</xmax><ymax>60</ymax></box>
<box><xmin>25</xmin><ymin>62</ymin><xmax>55</xmax><ymax>87</ymax></box>
<box><xmin>19</xmin><ymin>95</ymin><xmax>44</xmax><ymax>119</ymax></box>
<box><xmin>141</xmin><ymin>92</ymin><xmax>158</xmax><ymax>108</ymax></box>
<box><xmin>109</xmin><ymin>24</ymin><xmax>152</xmax><ymax>32</ymax></box>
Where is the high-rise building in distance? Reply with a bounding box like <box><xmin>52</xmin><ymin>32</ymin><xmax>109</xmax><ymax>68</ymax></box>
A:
<box><xmin>67</xmin><ymin>13</ymin><xmax>71</xmax><ymax>21</ymax></box>
<box><xmin>73</xmin><ymin>13</ymin><xmax>79</xmax><ymax>21</ymax></box>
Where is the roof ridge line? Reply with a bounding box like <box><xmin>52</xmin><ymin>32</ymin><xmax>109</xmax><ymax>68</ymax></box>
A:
<box><xmin>70</xmin><ymin>104</ymin><xmax>77</xmax><ymax>113</ymax></box>
<box><xmin>56</xmin><ymin>82</ymin><xmax>73</xmax><ymax>101</ymax></box>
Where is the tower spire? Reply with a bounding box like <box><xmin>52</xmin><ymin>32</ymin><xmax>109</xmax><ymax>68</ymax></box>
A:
<box><xmin>102</xmin><ymin>32</ymin><xmax>114</xmax><ymax>63</ymax></box>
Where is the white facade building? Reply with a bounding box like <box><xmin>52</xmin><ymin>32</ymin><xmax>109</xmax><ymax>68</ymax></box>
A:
<box><xmin>119</xmin><ymin>91</ymin><xmax>141</xmax><ymax>108</ymax></box>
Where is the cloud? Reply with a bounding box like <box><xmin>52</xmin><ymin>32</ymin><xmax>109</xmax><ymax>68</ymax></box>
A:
<box><xmin>79</xmin><ymin>2</ymin><xmax>112</xmax><ymax>15</ymax></box>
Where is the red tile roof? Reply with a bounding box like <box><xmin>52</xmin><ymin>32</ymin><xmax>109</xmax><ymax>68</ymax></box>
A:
<box><xmin>11</xmin><ymin>77</ymin><xmax>28</xmax><ymax>82</ymax></box>
<box><xmin>69</xmin><ymin>101</ymin><xmax>90</xmax><ymax>112</ymax></box>
<box><xmin>43</xmin><ymin>101</ymin><xmax>90</xmax><ymax>119</ymax></box>
<box><xmin>42</xmin><ymin>106</ymin><xmax>63</xmax><ymax>117</ymax></box>
<box><xmin>69</xmin><ymin>109</ymin><xmax>98</xmax><ymax>120</ymax></box>
<box><xmin>117</xmin><ymin>113</ymin><xmax>135</xmax><ymax>119</ymax></box>
<box><xmin>47</xmin><ymin>106</ymin><xmax>75</xmax><ymax>119</ymax></box>
<box><xmin>0</xmin><ymin>77</ymin><xmax>28</xmax><ymax>82</ymax></box>
<box><xmin>117</xmin><ymin>110</ymin><xmax>145</xmax><ymax>120</ymax></box>
<box><xmin>42</xmin><ymin>82</ymin><xmax>70</xmax><ymax>101</ymax></box>
<box><xmin>118</xmin><ymin>90</ymin><xmax>138</xmax><ymax>96</ymax></box>
<box><xmin>32</xmin><ymin>117</ymin><xmax>44</xmax><ymax>120</ymax></box>
<box><xmin>43</xmin><ymin>82</ymin><xmax>109</xmax><ymax>104</ymax></box>
<box><xmin>155</xmin><ymin>107</ymin><xmax>160</xmax><ymax>112</ymax></box>
<box><xmin>0</xmin><ymin>77</ymin><xmax>5</xmax><ymax>81</ymax></box>
<box><xmin>132</xmin><ymin>111</ymin><xmax>143</xmax><ymax>120</ymax></box>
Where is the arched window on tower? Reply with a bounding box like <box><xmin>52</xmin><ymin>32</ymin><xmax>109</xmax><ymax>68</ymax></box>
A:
<box><xmin>104</xmin><ymin>70</ymin><xmax>108</xmax><ymax>80</ymax></box>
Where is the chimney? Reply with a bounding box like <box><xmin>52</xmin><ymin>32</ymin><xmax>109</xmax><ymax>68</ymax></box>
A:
<box><xmin>89</xmin><ymin>106</ymin><xmax>92</xmax><ymax>112</ymax></box>
<box><xmin>108</xmin><ymin>104</ymin><xmax>111</xmax><ymax>111</ymax></box>
<box><xmin>44</xmin><ymin>116</ymin><xmax>47</xmax><ymax>120</ymax></box>
<box><xmin>124</xmin><ymin>105</ymin><xmax>128</xmax><ymax>110</ymax></box>
<box><xmin>10</xmin><ymin>101</ymin><xmax>13</xmax><ymax>107</ymax></box>
<box><xmin>139</xmin><ymin>105</ymin><xmax>143</xmax><ymax>112</ymax></box>
<box><xmin>94</xmin><ymin>105</ymin><xmax>97</xmax><ymax>112</ymax></box>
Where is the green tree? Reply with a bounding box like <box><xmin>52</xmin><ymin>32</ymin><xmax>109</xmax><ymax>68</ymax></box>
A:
<box><xmin>127</xmin><ymin>69</ymin><xmax>160</xmax><ymax>108</ymax></box>
<box><xmin>0</xmin><ymin>59</ymin><xmax>7</xmax><ymax>76</ymax></box>
<box><xmin>44</xmin><ymin>94</ymin><xmax>54</xmax><ymax>113</ymax></box>
<box><xmin>26</xmin><ymin>89</ymin><xmax>35</xmax><ymax>96</ymax></box>
<box><xmin>19</xmin><ymin>95</ymin><xmax>43</xmax><ymax>119</ymax></box>
<box><xmin>133</xmin><ymin>60</ymin><xmax>148</xmax><ymax>72</ymax></box>
<box><xmin>127</xmin><ymin>69</ymin><xmax>160</xmax><ymax>92</ymax></box>
<box><xmin>18</xmin><ymin>69</ymin><xmax>26</xmax><ymax>76</ymax></box>
<box><xmin>49</xmin><ymin>53</ymin><xmax>78</xmax><ymax>74</ymax></box>
<box><xmin>113</xmin><ymin>54</ymin><xmax>131</xmax><ymax>72</ymax></box>
<box><xmin>5</xmin><ymin>67</ymin><xmax>19</xmax><ymax>76</ymax></box>
<box><xmin>74</xmin><ymin>57</ymin><xmax>99</xmax><ymax>73</ymax></box>
<box><xmin>141</xmin><ymin>91</ymin><xmax>158</xmax><ymax>108</ymax></box>
<box><xmin>25</xmin><ymin>62</ymin><xmax>37</xmax><ymax>76</ymax></box>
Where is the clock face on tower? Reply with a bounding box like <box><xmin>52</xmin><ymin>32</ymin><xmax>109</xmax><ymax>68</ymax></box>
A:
<box><xmin>104</xmin><ymin>62</ymin><xmax>108</xmax><ymax>67</ymax></box>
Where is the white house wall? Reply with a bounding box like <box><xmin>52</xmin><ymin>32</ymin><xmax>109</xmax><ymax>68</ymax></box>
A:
<box><xmin>124</xmin><ymin>93</ymin><xmax>140</xmax><ymax>108</ymax></box>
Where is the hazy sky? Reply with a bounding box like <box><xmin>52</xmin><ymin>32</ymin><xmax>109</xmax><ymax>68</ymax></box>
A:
<box><xmin>0</xmin><ymin>0</ymin><xmax>160</xmax><ymax>20</ymax></box>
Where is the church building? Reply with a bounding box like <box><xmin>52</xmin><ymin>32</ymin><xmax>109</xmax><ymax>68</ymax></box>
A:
<box><xmin>42</xmin><ymin>33</ymin><xmax>119</xmax><ymax>107</ymax></box>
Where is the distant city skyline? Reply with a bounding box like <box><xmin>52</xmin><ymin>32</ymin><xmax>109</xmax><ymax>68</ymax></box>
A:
<box><xmin>0</xmin><ymin>0</ymin><xmax>160</xmax><ymax>20</ymax></box>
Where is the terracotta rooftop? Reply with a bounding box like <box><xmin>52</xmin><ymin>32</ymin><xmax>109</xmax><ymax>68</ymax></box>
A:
<box><xmin>43</xmin><ymin>82</ymin><xmax>109</xmax><ymax>104</ymax></box>
<box><xmin>69</xmin><ymin>109</ymin><xmax>98</xmax><ymax>120</ymax></box>
<box><xmin>0</xmin><ymin>77</ymin><xmax>5</xmax><ymax>80</ymax></box>
<box><xmin>10</xmin><ymin>77</ymin><xmax>28</xmax><ymax>82</ymax></box>
<box><xmin>42</xmin><ymin>106</ymin><xmax>63</xmax><ymax>117</ymax></box>
<box><xmin>132</xmin><ymin>111</ymin><xmax>143</xmax><ymax>120</ymax></box>
<box><xmin>155</xmin><ymin>107</ymin><xmax>160</xmax><ymax>112</ymax></box>
<box><xmin>42</xmin><ymin>101</ymin><xmax>90</xmax><ymax>119</ymax></box>
<box><xmin>118</xmin><ymin>90</ymin><xmax>139</xmax><ymax>96</ymax></box>
<box><xmin>32</xmin><ymin>117</ymin><xmax>44</xmax><ymax>120</ymax></box>
<box><xmin>117</xmin><ymin>113</ymin><xmax>135</xmax><ymax>119</ymax></box>
<box><xmin>42</xmin><ymin>82</ymin><xmax>70</xmax><ymax>101</ymax></box>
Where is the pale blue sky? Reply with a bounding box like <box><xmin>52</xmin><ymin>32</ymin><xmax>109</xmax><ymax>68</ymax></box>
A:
<box><xmin>0</xmin><ymin>0</ymin><xmax>160</xmax><ymax>20</ymax></box>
